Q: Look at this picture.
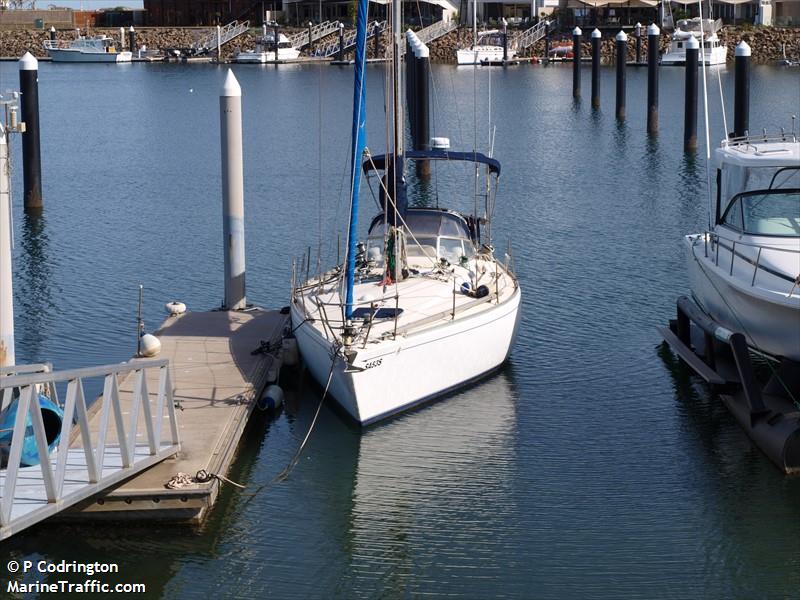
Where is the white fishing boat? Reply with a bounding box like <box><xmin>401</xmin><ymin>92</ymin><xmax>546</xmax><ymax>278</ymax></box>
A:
<box><xmin>234</xmin><ymin>33</ymin><xmax>300</xmax><ymax>63</ymax></box>
<box><xmin>290</xmin><ymin>0</ymin><xmax>521</xmax><ymax>425</ymax></box>
<box><xmin>661</xmin><ymin>18</ymin><xmax>727</xmax><ymax>65</ymax></box>
<box><xmin>685</xmin><ymin>132</ymin><xmax>800</xmax><ymax>360</ymax></box>
<box><xmin>43</xmin><ymin>35</ymin><xmax>132</xmax><ymax>63</ymax></box>
<box><xmin>456</xmin><ymin>29</ymin><xmax>517</xmax><ymax>65</ymax></box>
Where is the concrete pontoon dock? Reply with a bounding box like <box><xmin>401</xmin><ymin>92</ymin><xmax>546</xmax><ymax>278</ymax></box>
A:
<box><xmin>67</xmin><ymin>308</ymin><xmax>287</xmax><ymax>521</ymax></box>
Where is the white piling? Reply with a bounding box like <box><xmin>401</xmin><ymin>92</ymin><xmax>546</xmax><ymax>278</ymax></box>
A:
<box><xmin>220</xmin><ymin>70</ymin><xmax>246</xmax><ymax>310</ymax></box>
<box><xmin>120</xmin><ymin>26</ymin><xmax>125</xmax><ymax>50</ymax></box>
<box><xmin>0</xmin><ymin>125</ymin><xmax>15</xmax><ymax>367</ymax></box>
<box><xmin>217</xmin><ymin>25</ymin><xmax>222</xmax><ymax>61</ymax></box>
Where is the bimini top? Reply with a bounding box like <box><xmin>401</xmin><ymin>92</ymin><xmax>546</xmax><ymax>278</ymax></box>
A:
<box><xmin>364</xmin><ymin>150</ymin><xmax>501</xmax><ymax>176</ymax></box>
<box><xmin>716</xmin><ymin>138</ymin><xmax>800</xmax><ymax>168</ymax></box>
<box><xmin>368</xmin><ymin>208</ymin><xmax>472</xmax><ymax>240</ymax></box>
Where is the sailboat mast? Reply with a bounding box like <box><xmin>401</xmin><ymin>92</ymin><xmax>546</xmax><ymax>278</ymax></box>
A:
<box><xmin>343</xmin><ymin>0</ymin><xmax>370</xmax><ymax>323</ymax></box>
<box><xmin>393</xmin><ymin>0</ymin><xmax>404</xmax><ymax>160</ymax></box>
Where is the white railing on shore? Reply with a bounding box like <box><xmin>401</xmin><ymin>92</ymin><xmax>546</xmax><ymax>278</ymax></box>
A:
<box><xmin>312</xmin><ymin>20</ymin><xmax>387</xmax><ymax>58</ymax></box>
<box><xmin>399</xmin><ymin>19</ymin><xmax>458</xmax><ymax>56</ymax></box>
<box><xmin>0</xmin><ymin>358</ymin><xmax>180</xmax><ymax>540</ymax></box>
<box><xmin>192</xmin><ymin>20</ymin><xmax>250</xmax><ymax>54</ymax></box>
<box><xmin>289</xmin><ymin>20</ymin><xmax>342</xmax><ymax>50</ymax></box>
<box><xmin>511</xmin><ymin>20</ymin><xmax>549</xmax><ymax>51</ymax></box>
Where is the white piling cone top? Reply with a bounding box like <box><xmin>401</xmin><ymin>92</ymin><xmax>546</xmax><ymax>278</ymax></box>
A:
<box><xmin>616</xmin><ymin>30</ymin><xmax>628</xmax><ymax>42</ymax></box>
<box><xmin>221</xmin><ymin>69</ymin><xmax>241</xmax><ymax>97</ymax></box>
<box><xmin>686</xmin><ymin>35</ymin><xmax>700</xmax><ymax>50</ymax></box>
<box><xmin>647</xmin><ymin>23</ymin><xmax>660</xmax><ymax>36</ymax></box>
<box><xmin>592</xmin><ymin>28</ymin><xmax>601</xmax><ymax>39</ymax></box>
<box><xmin>19</xmin><ymin>52</ymin><xmax>38</xmax><ymax>71</ymax></box>
<box><xmin>573</xmin><ymin>26</ymin><xmax>582</xmax><ymax>36</ymax></box>
<box><xmin>736</xmin><ymin>41</ymin><xmax>751</xmax><ymax>57</ymax></box>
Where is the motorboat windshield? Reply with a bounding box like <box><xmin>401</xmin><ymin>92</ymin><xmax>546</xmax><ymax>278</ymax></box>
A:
<box><xmin>715</xmin><ymin>140</ymin><xmax>800</xmax><ymax>225</ymax></box>
<box><xmin>719</xmin><ymin>188</ymin><xmax>800</xmax><ymax>237</ymax></box>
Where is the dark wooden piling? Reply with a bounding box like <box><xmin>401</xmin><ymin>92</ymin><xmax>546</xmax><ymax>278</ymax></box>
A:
<box><xmin>18</xmin><ymin>53</ymin><xmax>42</xmax><ymax>212</ymax></box>
<box><xmin>647</xmin><ymin>24</ymin><xmax>660</xmax><ymax>135</ymax></box>
<box><xmin>684</xmin><ymin>36</ymin><xmax>699</xmax><ymax>151</ymax></box>
<box><xmin>49</xmin><ymin>26</ymin><xmax>56</xmax><ymax>42</ymax></box>
<box><xmin>734</xmin><ymin>41</ymin><xmax>751</xmax><ymax>138</ymax></box>
<box><xmin>635</xmin><ymin>23</ymin><xmax>642</xmax><ymax>64</ymax></box>
<box><xmin>615</xmin><ymin>30</ymin><xmax>627</xmax><ymax>120</ymax></box>
<box><xmin>573</xmin><ymin>27</ymin><xmax>582</xmax><ymax>99</ymax></box>
<box><xmin>544</xmin><ymin>21</ymin><xmax>550</xmax><ymax>62</ymax></box>
<box><xmin>128</xmin><ymin>26</ymin><xmax>136</xmax><ymax>54</ymax></box>
<box><xmin>591</xmin><ymin>28</ymin><xmax>601</xmax><ymax>109</ymax></box>
<box><xmin>373</xmin><ymin>22</ymin><xmax>381</xmax><ymax>58</ymax></box>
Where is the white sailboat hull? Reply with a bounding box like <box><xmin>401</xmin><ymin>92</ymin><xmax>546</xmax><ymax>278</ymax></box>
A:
<box><xmin>685</xmin><ymin>234</ymin><xmax>800</xmax><ymax>361</ymax></box>
<box><xmin>292</xmin><ymin>286</ymin><xmax>521</xmax><ymax>425</ymax></box>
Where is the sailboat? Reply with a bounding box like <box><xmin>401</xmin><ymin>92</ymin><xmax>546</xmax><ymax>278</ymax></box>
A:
<box><xmin>290</xmin><ymin>0</ymin><xmax>521</xmax><ymax>425</ymax></box>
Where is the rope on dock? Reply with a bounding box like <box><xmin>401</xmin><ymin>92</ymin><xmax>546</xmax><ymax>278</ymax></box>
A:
<box><xmin>164</xmin><ymin>469</ymin><xmax>246</xmax><ymax>490</ymax></box>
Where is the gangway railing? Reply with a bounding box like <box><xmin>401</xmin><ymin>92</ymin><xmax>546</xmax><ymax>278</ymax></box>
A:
<box><xmin>0</xmin><ymin>358</ymin><xmax>180</xmax><ymax>541</ymax></box>
<box><xmin>415</xmin><ymin>18</ymin><xmax>459</xmax><ymax>45</ymax></box>
<box><xmin>289</xmin><ymin>20</ymin><xmax>342</xmax><ymax>50</ymax></box>
<box><xmin>399</xmin><ymin>19</ymin><xmax>458</xmax><ymax>56</ymax></box>
<box><xmin>312</xmin><ymin>20</ymin><xmax>387</xmax><ymax>58</ymax></box>
<box><xmin>191</xmin><ymin>20</ymin><xmax>250</xmax><ymax>55</ymax></box>
<box><xmin>511</xmin><ymin>19</ymin><xmax>549</xmax><ymax>51</ymax></box>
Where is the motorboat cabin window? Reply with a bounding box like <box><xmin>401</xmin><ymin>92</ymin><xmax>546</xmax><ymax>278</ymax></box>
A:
<box><xmin>720</xmin><ymin>189</ymin><xmax>800</xmax><ymax>236</ymax></box>
<box><xmin>720</xmin><ymin>163</ymin><xmax>800</xmax><ymax>207</ymax></box>
<box><xmin>677</xmin><ymin>42</ymin><xmax>683</xmax><ymax>48</ymax></box>
<box><xmin>366</xmin><ymin>209</ymin><xmax>475</xmax><ymax>266</ymax></box>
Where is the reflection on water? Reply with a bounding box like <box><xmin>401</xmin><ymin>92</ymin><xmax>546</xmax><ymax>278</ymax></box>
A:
<box><xmin>14</xmin><ymin>212</ymin><xmax>58</xmax><ymax>363</ymax></box>
<box><xmin>341</xmin><ymin>370</ymin><xmax>518</xmax><ymax>597</ymax></box>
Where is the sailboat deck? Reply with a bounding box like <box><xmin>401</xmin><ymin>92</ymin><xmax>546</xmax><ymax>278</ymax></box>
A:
<box><xmin>302</xmin><ymin>258</ymin><xmax>518</xmax><ymax>343</ymax></box>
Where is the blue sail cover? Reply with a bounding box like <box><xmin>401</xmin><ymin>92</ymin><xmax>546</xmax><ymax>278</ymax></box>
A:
<box><xmin>344</xmin><ymin>0</ymin><xmax>369</xmax><ymax>322</ymax></box>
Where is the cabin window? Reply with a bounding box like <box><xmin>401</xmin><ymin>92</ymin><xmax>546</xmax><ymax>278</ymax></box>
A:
<box><xmin>439</xmin><ymin>238</ymin><xmax>466</xmax><ymax>263</ymax></box>
<box><xmin>721</xmin><ymin>198</ymin><xmax>744</xmax><ymax>231</ymax></box>
<box><xmin>722</xmin><ymin>189</ymin><xmax>800</xmax><ymax>236</ymax></box>
<box><xmin>677</xmin><ymin>42</ymin><xmax>683</xmax><ymax>48</ymax></box>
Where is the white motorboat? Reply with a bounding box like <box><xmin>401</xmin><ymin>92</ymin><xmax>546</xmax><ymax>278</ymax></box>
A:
<box><xmin>234</xmin><ymin>33</ymin><xmax>300</xmax><ymax>63</ymax></box>
<box><xmin>685</xmin><ymin>132</ymin><xmax>800</xmax><ymax>361</ymax></box>
<box><xmin>291</xmin><ymin>6</ymin><xmax>521</xmax><ymax>425</ymax></box>
<box><xmin>661</xmin><ymin>18</ymin><xmax>727</xmax><ymax>66</ymax></box>
<box><xmin>43</xmin><ymin>35</ymin><xmax>132</xmax><ymax>63</ymax></box>
<box><xmin>456</xmin><ymin>29</ymin><xmax>517</xmax><ymax>65</ymax></box>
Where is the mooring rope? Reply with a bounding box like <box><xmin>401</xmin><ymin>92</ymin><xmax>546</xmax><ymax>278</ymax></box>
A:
<box><xmin>238</xmin><ymin>353</ymin><xmax>337</xmax><ymax>507</ymax></box>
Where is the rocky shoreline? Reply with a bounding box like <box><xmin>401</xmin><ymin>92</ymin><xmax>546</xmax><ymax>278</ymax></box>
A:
<box><xmin>1</xmin><ymin>25</ymin><xmax>796</xmax><ymax>64</ymax></box>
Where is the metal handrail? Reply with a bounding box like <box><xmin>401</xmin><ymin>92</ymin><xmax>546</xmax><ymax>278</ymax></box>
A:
<box><xmin>511</xmin><ymin>19</ymin><xmax>549</xmax><ymax>51</ymax></box>
<box><xmin>397</xmin><ymin>19</ymin><xmax>457</xmax><ymax>57</ymax></box>
<box><xmin>698</xmin><ymin>231</ymin><xmax>800</xmax><ymax>290</ymax></box>
<box><xmin>312</xmin><ymin>20</ymin><xmax>386</xmax><ymax>57</ymax></box>
<box><xmin>192</xmin><ymin>20</ymin><xmax>250</xmax><ymax>54</ymax></box>
<box><xmin>289</xmin><ymin>20</ymin><xmax>342</xmax><ymax>50</ymax></box>
<box><xmin>0</xmin><ymin>358</ymin><xmax>180</xmax><ymax>532</ymax></box>
<box><xmin>723</xmin><ymin>131</ymin><xmax>798</xmax><ymax>147</ymax></box>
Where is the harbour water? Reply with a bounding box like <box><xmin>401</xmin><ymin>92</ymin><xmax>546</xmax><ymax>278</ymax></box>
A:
<box><xmin>1</xmin><ymin>60</ymin><xmax>798</xmax><ymax>598</ymax></box>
